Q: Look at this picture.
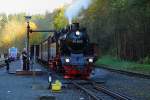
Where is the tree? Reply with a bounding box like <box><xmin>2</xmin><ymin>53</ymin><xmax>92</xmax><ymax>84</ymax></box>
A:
<box><xmin>53</xmin><ymin>8</ymin><xmax>68</xmax><ymax>30</ymax></box>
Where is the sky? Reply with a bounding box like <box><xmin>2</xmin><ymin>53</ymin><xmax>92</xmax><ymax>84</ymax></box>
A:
<box><xmin>0</xmin><ymin>0</ymin><xmax>73</xmax><ymax>15</ymax></box>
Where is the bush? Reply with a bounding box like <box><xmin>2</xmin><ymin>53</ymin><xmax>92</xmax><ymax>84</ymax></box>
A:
<box><xmin>143</xmin><ymin>56</ymin><xmax>150</xmax><ymax>64</ymax></box>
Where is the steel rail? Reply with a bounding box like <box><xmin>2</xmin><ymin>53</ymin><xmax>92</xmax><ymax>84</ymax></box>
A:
<box><xmin>97</xmin><ymin>65</ymin><xmax>150</xmax><ymax>79</ymax></box>
<box><xmin>93</xmin><ymin>82</ymin><xmax>132</xmax><ymax>100</ymax></box>
<box><xmin>72</xmin><ymin>81</ymin><xmax>102</xmax><ymax>100</ymax></box>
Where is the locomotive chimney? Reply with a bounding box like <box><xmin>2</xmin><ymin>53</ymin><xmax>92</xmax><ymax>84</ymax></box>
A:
<box><xmin>73</xmin><ymin>23</ymin><xmax>79</xmax><ymax>30</ymax></box>
<box><xmin>68</xmin><ymin>23</ymin><xmax>80</xmax><ymax>31</ymax></box>
<box><xmin>69</xmin><ymin>24</ymin><xmax>72</xmax><ymax>31</ymax></box>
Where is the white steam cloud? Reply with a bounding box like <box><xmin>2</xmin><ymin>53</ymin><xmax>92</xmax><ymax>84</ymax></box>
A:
<box><xmin>65</xmin><ymin>0</ymin><xmax>92</xmax><ymax>24</ymax></box>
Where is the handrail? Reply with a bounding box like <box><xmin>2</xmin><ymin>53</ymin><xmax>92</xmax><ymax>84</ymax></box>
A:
<box><xmin>0</xmin><ymin>59</ymin><xmax>6</xmax><ymax>67</ymax></box>
<box><xmin>0</xmin><ymin>59</ymin><xmax>5</xmax><ymax>62</ymax></box>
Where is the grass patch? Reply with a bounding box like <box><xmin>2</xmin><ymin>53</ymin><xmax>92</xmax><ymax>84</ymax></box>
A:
<box><xmin>95</xmin><ymin>55</ymin><xmax>150</xmax><ymax>75</ymax></box>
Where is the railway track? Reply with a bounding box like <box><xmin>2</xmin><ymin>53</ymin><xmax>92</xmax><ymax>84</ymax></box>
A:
<box><xmin>71</xmin><ymin>81</ymin><xmax>133</xmax><ymax>100</ymax></box>
<box><xmin>98</xmin><ymin>65</ymin><xmax>150</xmax><ymax>79</ymax></box>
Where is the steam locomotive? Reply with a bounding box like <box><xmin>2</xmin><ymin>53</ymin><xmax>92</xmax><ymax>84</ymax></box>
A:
<box><xmin>31</xmin><ymin>23</ymin><xmax>97</xmax><ymax>79</ymax></box>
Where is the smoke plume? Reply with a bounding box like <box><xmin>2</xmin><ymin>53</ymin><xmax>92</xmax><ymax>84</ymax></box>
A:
<box><xmin>65</xmin><ymin>0</ymin><xmax>92</xmax><ymax>24</ymax></box>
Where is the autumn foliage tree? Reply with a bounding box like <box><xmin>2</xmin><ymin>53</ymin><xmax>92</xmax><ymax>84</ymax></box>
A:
<box><xmin>0</xmin><ymin>13</ymin><xmax>53</xmax><ymax>52</ymax></box>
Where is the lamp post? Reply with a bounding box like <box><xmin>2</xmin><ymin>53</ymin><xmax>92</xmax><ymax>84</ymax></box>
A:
<box><xmin>25</xmin><ymin>16</ymin><xmax>31</xmax><ymax>70</ymax></box>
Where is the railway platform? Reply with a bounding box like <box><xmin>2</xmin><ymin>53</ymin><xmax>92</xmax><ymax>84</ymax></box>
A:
<box><xmin>0</xmin><ymin>60</ymin><xmax>52</xmax><ymax>100</ymax></box>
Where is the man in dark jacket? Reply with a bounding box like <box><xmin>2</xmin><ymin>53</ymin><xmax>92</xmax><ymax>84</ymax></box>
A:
<box><xmin>5</xmin><ymin>57</ymin><xmax>10</xmax><ymax>73</ymax></box>
<box><xmin>22</xmin><ymin>51</ymin><xmax>27</xmax><ymax>70</ymax></box>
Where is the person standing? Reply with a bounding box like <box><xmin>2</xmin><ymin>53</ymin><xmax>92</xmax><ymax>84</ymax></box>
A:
<box><xmin>20</xmin><ymin>54</ymin><xmax>23</xmax><ymax>70</ymax></box>
<box><xmin>22</xmin><ymin>49</ymin><xmax>27</xmax><ymax>70</ymax></box>
<box><xmin>5</xmin><ymin>57</ymin><xmax>10</xmax><ymax>73</ymax></box>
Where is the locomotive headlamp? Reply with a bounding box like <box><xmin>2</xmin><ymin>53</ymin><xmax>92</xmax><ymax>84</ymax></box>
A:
<box><xmin>76</xmin><ymin>31</ymin><xmax>80</xmax><ymax>36</ymax></box>
<box><xmin>89</xmin><ymin>58</ymin><xmax>93</xmax><ymax>63</ymax></box>
<box><xmin>65</xmin><ymin>58</ymin><xmax>70</xmax><ymax>63</ymax></box>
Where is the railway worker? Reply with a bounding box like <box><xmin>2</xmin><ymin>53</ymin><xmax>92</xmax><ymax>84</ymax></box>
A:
<box><xmin>5</xmin><ymin>56</ymin><xmax>10</xmax><ymax>73</ymax></box>
<box><xmin>22</xmin><ymin>48</ymin><xmax>27</xmax><ymax>70</ymax></box>
<box><xmin>48</xmin><ymin>72</ymin><xmax>52</xmax><ymax>89</ymax></box>
<box><xmin>20</xmin><ymin>54</ymin><xmax>23</xmax><ymax>70</ymax></box>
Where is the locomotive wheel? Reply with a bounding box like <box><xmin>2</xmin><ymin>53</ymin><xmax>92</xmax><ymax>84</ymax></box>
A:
<box><xmin>55</xmin><ymin>65</ymin><xmax>60</xmax><ymax>72</ymax></box>
<box><xmin>56</xmin><ymin>65</ymin><xmax>64</xmax><ymax>73</ymax></box>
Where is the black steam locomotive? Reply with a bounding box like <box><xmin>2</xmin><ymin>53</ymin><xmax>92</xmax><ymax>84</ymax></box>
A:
<box><xmin>31</xmin><ymin>23</ymin><xmax>96</xmax><ymax>79</ymax></box>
